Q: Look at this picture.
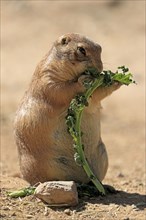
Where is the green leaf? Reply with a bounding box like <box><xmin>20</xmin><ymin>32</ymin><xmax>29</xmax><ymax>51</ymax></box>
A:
<box><xmin>112</xmin><ymin>73</ymin><xmax>133</xmax><ymax>85</ymax></box>
<box><xmin>7</xmin><ymin>186</ymin><xmax>35</xmax><ymax>198</ymax></box>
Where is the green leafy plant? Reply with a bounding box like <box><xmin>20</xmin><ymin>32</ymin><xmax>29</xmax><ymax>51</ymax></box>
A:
<box><xmin>7</xmin><ymin>186</ymin><xmax>35</xmax><ymax>198</ymax></box>
<box><xmin>66</xmin><ymin>66</ymin><xmax>135</xmax><ymax>196</ymax></box>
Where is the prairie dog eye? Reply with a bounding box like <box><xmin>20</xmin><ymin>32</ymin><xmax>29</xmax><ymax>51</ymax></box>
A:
<box><xmin>77</xmin><ymin>46</ymin><xmax>86</xmax><ymax>56</ymax></box>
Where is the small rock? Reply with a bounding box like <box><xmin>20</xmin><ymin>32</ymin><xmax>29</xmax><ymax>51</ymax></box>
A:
<box><xmin>117</xmin><ymin>172</ymin><xmax>124</xmax><ymax>178</ymax></box>
<box><xmin>72</xmin><ymin>210</ymin><xmax>76</xmax><ymax>214</ymax></box>
<box><xmin>2</xmin><ymin>206</ymin><xmax>10</xmax><ymax>211</ymax></box>
<box><xmin>35</xmin><ymin>181</ymin><xmax>78</xmax><ymax>207</ymax></box>
<box><xmin>44</xmin><ymin>207</ymin><xmax>48</xmax><ymax>216</ymax></box>
<box><xmin>26</xmin><ymin>214</ymin><xmax>34</xmax><ymax>218</ymax></box>
<box><xmin>64</xmin><ymin>208</ymin><xmax>71</xmax><ymax>215</ymax></box>
<box><xmin>11</xmin><ymin>212</ymin><xmax>16</xmax><ymax>216</ymax></box>
<box><xmin>131</xmin><ymin>204</ymin><xmax>137</xmax><ymax>209</ymax></box>
<box><xmin>121</xmin><ymin>181</ymin><xmax>129</xmax><ymax>185</ymax></box>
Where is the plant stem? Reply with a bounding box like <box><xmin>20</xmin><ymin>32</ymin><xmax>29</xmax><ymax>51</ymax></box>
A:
<box><xmin>74</xmin><ymin>76</ymin><xmax>106</xmax><ymax>195</ymax></box>
<box><xmin>7</xmin><ymin>186</ymin><xmax>35</xmax><ymax>198</ymax></box>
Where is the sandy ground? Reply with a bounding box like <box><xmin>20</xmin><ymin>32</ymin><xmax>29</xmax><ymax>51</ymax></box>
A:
<box><xmin>1</xmin><ymin>1</ymin><xmax>145</xmax><ymax>219</ymax></box>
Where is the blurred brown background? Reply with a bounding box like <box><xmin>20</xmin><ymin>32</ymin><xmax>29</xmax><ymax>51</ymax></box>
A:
<box><xmin>1</xmin><ymin>0</ymin><xmax>145</xmax><ymax>193</ymax></box>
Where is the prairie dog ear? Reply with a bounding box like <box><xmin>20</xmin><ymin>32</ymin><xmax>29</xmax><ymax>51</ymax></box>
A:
<box><xmin>59</xmin><ymin>36</ymin><xmax>71</xmax><ymax>45</ymax></box>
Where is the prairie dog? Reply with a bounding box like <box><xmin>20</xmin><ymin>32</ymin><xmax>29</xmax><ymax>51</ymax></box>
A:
<box><xmin>14</xmin><ymin>33</ymin><xmax>120</xmax><ymax>185</ymax></box>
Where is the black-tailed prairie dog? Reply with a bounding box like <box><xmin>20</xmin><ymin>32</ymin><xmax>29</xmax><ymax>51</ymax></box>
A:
<box><xmin>14</xmin><ymin>33</ymin><xmax>120</xmax><ymax>185</ymax></box>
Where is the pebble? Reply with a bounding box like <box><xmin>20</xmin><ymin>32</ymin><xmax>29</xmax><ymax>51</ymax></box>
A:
<box><xmin>44</xmin><ymin>207</ymin><xmax>49</xmax><ymax>216</ymax></box>
<box><xmin>26</xmin><ymin>214</ymin><xmax>34</xmax><ymax>218</ymax></box>
<box><xmin>131</xmin><ymin>204</ymin><xmax>139</xmax><ymax>211</ymax></box>
<box><xmin>64</xmin><ymin>208</ymin><xmax>71</xmax><ymax>215</ymax></box>
<box><xmin>72</xmin><ymin>210</ymin><xmax>76</xmax><ymax>214</ymax></box>
<box><xmin>131</xmin><ymin>204</ymin><xmax>137</xmax><ymax>209</ymax></box>
<box><xmin>2</xmin><ymin>206</ymin><xmax>10</xmax><ymax>210</ymax></box>
<box><xmin>11</xmin><ymin>212</ymin><xmax>16</xmax><ymax>216</ymax></box>
<box><xmin>117</xmin><ymin>172</ymin><xmax>124</xmax><ymax>178</ymax></box>
<box><xmin>121</xmin><ymin>181</ymin><xmax>129</xmax><ymax>185</ymax></box>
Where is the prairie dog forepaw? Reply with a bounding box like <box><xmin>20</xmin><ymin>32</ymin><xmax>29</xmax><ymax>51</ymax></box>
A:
<box><xmin>78</xmin><ymin>74</ymin><xmax>93</xmax><ymax>88</ymax></box>
<box><xmin>112</xmin><ymin>81</ymin><xmax>122</xmax><ymax>90</ymax></box>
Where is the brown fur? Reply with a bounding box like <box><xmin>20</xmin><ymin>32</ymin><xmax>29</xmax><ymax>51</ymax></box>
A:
<box><xmin>14</xmin><ymin>33</ymin><xmax>120</xmax><ymax>185</ymax></box>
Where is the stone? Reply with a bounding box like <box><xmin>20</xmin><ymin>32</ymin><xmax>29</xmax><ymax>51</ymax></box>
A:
<box><xmin>44</xmin><ymin>207</ymin><xmax>49</xmax><ymax>216</ymax></box>
<box><xmin>117</xmin><ymin>172</ymin><xmax>124</xmax><ymax>178</ymax></box>
<box><xmin>64</xmin><ymin>208</ymin><xmax>72</xmax><ymax>215</ymax></box>
<box><xmin>34</xmin><ymin>181</ymin><xmax>78</xmax><ymax>207</ymax></box>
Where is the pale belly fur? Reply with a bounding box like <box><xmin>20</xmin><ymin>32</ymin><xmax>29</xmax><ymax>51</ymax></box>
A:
<box><xmin>49</xmin><ymin>108</ymin><xmax>105</xmax><ymax>183</ymax></box>
<box><xmin>17</xmin><ymin>99</ymin><xmax>108</xmax><ymax>184</ymax></box>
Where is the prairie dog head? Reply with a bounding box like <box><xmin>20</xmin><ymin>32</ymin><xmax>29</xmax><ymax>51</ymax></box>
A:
<box><xmin>42</xmin><ymin>33</ymin><xmax>103</xmax><ymax>82</ymax></box>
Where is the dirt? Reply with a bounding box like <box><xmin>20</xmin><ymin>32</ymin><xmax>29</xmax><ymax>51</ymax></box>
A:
<box><xmin>1</xmin><ymin>1</ymin><xmax>145</xmax><ymax>220</ymax></box>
